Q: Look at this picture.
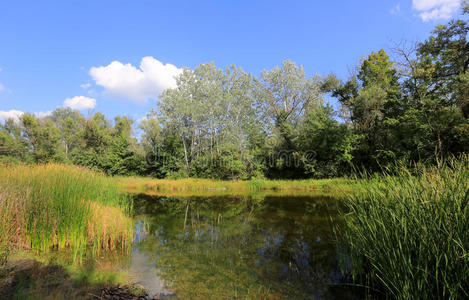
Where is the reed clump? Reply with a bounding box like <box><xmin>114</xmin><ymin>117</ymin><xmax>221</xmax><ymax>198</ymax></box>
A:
<box><xmin>0</xmin><ymin>164</ymin><xmax>133</xmax><ymax>262</ymax></box>
<box><xmin>119</xmin><ymin>176</ymin><xmax>356</xmax><ymax>193</ymax></box>
<box><xmin>341</xmin><ymin>156</ymin><xmax>469</xmax><ymax>299</ymax></box>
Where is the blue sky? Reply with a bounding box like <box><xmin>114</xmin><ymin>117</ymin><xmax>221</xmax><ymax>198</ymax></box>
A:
<box><xmin>0</xmin><ymin>0</ymin><xmax>465</xmax><ymax>123</ymax></box>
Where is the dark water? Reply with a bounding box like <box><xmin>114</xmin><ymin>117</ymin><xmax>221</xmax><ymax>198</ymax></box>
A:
<box><xmin>128</xmin><ymin>193</ymin><xmax>357</xmax><ymax>299</ymax></box>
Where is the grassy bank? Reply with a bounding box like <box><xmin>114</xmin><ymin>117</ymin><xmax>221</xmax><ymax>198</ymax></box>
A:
<box><xmin>119</xmin><ymin>176</ymin><xmax>358</xmax><ymax>195</ymax></box>
<box><xmin>341</xmin><ymin>157</ymin><xmax>469</xmax><ymax>299</ymax></box>
<box><xmin>0</xmin><ymin>164</ymin><xmax>133</xmax><ymax>263</ymax></box>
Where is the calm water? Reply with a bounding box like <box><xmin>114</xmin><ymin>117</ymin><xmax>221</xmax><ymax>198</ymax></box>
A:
<box><xmin>128</xmin><ymin>193</ymin><xmax>357</xmax><ymax>299</ymax></box>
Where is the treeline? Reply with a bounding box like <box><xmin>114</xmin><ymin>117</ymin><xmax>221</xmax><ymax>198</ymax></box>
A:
<box><xmin>1</xmin><ymin>8</ymin><xmax>468</xmax><ymax>179</ymax></box>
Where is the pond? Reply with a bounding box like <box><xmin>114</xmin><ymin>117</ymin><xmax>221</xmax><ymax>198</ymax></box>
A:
<box><xmin>126</xmin><ymin>192</ymin><xmax>357</xmax><ymax>299</ymax></box>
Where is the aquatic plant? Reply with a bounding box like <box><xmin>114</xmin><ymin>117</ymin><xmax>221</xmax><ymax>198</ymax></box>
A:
<box><xmin>0</xmin><ymin>164</ymin><xmax>133</xmax><ymax>262</ymax></box>
<box><xmin>341</xmin><ymin>156</ymin><xmax>469</xmax><ymax>299</ymax></box>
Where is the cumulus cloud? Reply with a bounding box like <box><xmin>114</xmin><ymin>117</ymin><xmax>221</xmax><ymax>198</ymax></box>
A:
<box><xmin>413</xmin><ymin>0</ymin><xmax>462</xmax><ymax>21</ymax></box>
<box><xmin>0</xmin><ymin>110</ymin><xmax>52</xmax><ymax>123</ymax></box>
<box><xmin>0</xmin><ymin>110</ymin><xmax>24</xmax><ymax>123</ymax></box>
<box><xmin>89</xmin><ymin>57</ymin><xmax>182</xmax><ymax>104</ymax></box>
<box><xmin>34</xmin><ymin>111</ymin><xmax>52</xmax><ymax>118</ymax></box>
<box><xmin>63</xmin><ymin>96</ymin><xmax>96</xmax><ymax>110</ymax></box>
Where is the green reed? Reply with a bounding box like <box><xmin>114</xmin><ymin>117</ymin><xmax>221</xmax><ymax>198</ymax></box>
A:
<box><xmin>0</xmin><ymin>164</ymin><xmax>133</xmax><ymax>262</ymax></box>
<box><xmin>340</xmin><ymin>156</ymin><xmax>469</xmax><ymax>299</ymax></box>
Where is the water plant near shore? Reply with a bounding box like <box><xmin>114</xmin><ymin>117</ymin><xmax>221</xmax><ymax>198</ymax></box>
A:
<box><xmin>0</xmin><ymin>164</ymin><xmax>133</xmax><ymax>262</ymax></box>
<box><xmin>341</xmin><ymin>156</ymin><xmax>469</xmax><ymax>299</ymax></box>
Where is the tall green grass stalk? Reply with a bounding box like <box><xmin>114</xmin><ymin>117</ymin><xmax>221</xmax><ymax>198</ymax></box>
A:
<box><xmin>0</xmin><ymin>164</ymin><xmax>133</xmax><ymax>262</ymax></box>
<box><xmin>340</xmin><ymin>156</ymin><xmax>469</xmax><ymax>299</ymax></box>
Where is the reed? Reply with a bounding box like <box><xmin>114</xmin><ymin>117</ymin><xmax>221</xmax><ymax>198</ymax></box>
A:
<box><xmin>0</xmin><ymin>164</ymin><xmax>133</xmax><ymax>262</ymax></box>
<box><xmin>340</xmin><ymin>156</ymin><xmax>469</xmax><ymax>299</ymax></box>
<box><xmin>119</xmin><ymin>176</ymin><xmax>357</xmax><ymax>194</ymax></box>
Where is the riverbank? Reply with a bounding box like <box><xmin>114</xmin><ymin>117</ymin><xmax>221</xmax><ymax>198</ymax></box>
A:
<box><xmin>0</xmin><ymin>250</ymin><xmax>150</xmax><ymax>300</ymax></box>
<box><xmin>118</xmin><ymin>176</ymin><xmax>360</xmax><ymax>195</ymax></box>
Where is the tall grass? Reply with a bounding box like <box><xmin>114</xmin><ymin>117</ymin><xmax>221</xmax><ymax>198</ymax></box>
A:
<box><xmin>119</xmin><ymin>176</ymin><xmax>356</xmax><ymax>194</ymax></box>
<box><xmin>341</xmin><ymin>157</ymin><xmax>469</xmax><ymax>299</ymax></box>
<box><xmin>0</xmin><ymin>164</ymin><xmax>133</xmax><ymax>262</ymax></box>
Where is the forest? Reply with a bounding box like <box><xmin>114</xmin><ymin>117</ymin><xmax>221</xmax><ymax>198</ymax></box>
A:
<box><xmin>2</xmin><ymin>8</ymin><xmax>469</xmax><ymax>180</ymax></box>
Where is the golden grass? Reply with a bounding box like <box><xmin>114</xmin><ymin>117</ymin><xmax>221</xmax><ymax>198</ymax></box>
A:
<box><xmin>87</xmin><ymin>202</ymin><xmax>133</xmax><ymax>254</ymax></box>
<box><xmin>118</xmin><ymin>176</ymin><xmax>358</xmax><ymax>195</ymax></box>
<box><xmin>0</xmin><ymin>164</ymin><xmax>133</xmax><ymax>262</ymax></box>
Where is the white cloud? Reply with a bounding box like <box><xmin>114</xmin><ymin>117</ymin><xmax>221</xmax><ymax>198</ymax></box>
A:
<box><xmin>0</xmin><ymin>110</ymin><xmax>54</xmax><ymax>123</ymax></box>
<box><xmin>89</xmin><ymin>57</ymin><xmax>182</xmax><ymax>104</ymax></box>
<box><xmin>63</xmin><ymin>96</ymin><xmax>96</xmax><ymax>110</ymax></box>
<box><xmin>80</xmin><ymin>83</ymin><xmax>91</xmax><ymax>89</ymax></box>
<box><xmin>413</xmin><ymin>0</ymin><xmax>462</xmax><ymax>21</ymax></box>
<box><xmin>0</xmin><ymin>110</ymin><xmax>24</xmax><ymax>123</ymax></box>
<box><xmin>33</xmin><ymin>111</ymin><xmax>52</xmax><ymax>118</ymax></box>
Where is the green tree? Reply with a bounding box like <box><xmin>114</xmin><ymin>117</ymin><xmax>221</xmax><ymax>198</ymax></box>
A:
<box><xmin>258</xmin><ymin>60</ymin><xmax>323</xmax><ymax>178</ymax></box>
<box><xmin>21</xmin><ymin>113</ymin><xmax>63</xmax><ymax>162</ymax></box>
<box><xmin>325</xmin><ymin>50</ymin><xmax>402</xmax><ymax>169</ymax></box>
<box><xmin>159</xmin><ymin>63</ymin><xmax>262</xmax><ymax>179</ymax></box>
<box><xmin>299</xmin><ymin>105</ymin><xmax>359</xmax><ymax>177</ymax></box>
<box><xmin>396</xmin><ymin>6</ymin><xmax>469</xmax><ymax>159</ymax></box>
<box><xmin>0</xmin><ymin>119</ymin><xmax>29</xmax><ymax>163</ymax></box>
<box><xmin>51</xmin><ymin>108</ymin><xmax>86</xmax><ymax>161</ymax></box>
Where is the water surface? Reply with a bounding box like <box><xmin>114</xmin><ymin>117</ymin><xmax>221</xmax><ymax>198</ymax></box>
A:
<box><xmin>128</xmin><ymin>192</ymin><xmax>355</xmax><ymax>299</ymax></box>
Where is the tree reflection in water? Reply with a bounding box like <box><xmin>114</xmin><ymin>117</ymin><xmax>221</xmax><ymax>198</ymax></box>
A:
<box><xmin>131</xmin><ymin>193</ymin><xmax>356</xmax><ymax>299</ymax></box>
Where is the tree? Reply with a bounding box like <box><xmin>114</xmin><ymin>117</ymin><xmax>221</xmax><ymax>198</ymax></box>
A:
<box><xmin>324</xmin><ymin>49</ymin><xmax>401</xmax><ymax>169</ymax></box>
<box><xmin>0</xmin><ymin>119</ymin><xmax>29</xmax><ymax>163</ymax></box>
<box><xmin>21</xmin><ymin>113</ymin><xmax>63</xmax><ymax>162</ymax></box>
<box><xmin>258</xmin><ymin>60</ymin><xmax>322</xmax><ymax>126</ymax></box>
<box><xmin>159</xmin><ymin>63</ymin><xmax>262</xmax><ymax>179</ymax></box>
<box><xmin>394</xmin><ymin>6</ymin><xmax>469</xmax><ymax>159</ymax></box>
<box><xmin>257</xmin><ymin>60</ymin><xmax>323</xmax><ymax>178</ymax></box>
<box><xmin>299</xmin><ymin>105</ymin><xmax>359</xmax><ymax>177</ymax></box>
<box><xmin>51</xmin><ymin>108</ymin><xmax>85</xmax><ymax>161</ymax></box>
